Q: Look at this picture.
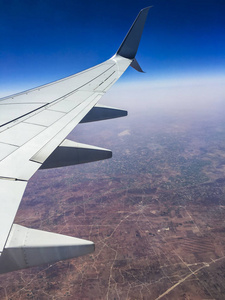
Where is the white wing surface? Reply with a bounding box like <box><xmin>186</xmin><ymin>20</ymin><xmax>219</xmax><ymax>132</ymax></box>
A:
<box><xmin>0</xmin><ymin>7</ymin><xmax>150</xmax><ymax>273</ymax></box>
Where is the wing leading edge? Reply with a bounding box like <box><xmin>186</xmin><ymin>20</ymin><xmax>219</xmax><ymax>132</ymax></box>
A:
<box><xmin>0</xmin><ymin>7</ymin><xmax>150</xmax><ymax>273</ymax></box>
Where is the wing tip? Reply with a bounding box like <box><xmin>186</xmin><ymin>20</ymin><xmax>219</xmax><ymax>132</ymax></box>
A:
<box><xmin>116</xmin><ymin>7</ymin><xmax>151</xmax><ymax>60</ymax></box>
<box><xmin>140</xmin><ymin>6</ymin><xmax>153</xmax><ymax>12</ymax></box>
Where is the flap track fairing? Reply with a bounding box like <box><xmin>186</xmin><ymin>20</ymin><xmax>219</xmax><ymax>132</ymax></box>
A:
<box><xmin>80</xmin><ymin>104</ymin><xmax>127</xmax><ymax>123</ymax></box>
<box><xmin>0</xmin><ymin>224</ymin><xmax>94</xmax><ymax>274</ymax></box>
<box><xmin>41</xmin><ymin>139</ymin><xmax>112</xmax><ymax>169</ymax></box>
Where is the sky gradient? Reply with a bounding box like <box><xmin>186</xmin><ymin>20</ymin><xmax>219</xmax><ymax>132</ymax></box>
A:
<box><xmin>0</xmin><ymin>0</ymin><xmax>224</xmax><ymax>95</ymax></box>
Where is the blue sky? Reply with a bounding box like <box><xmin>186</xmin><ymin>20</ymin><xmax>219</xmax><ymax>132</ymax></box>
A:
<box><xmin>0</xmin><ymin>0</ymin><xmax>224</xmax><ymax>94</ymax></box>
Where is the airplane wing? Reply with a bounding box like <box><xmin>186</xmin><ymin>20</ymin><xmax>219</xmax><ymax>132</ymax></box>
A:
<box><xmin>0</xmin><ymin>7</ymin><xmax>150</xmax><ymax>273</ymax></box>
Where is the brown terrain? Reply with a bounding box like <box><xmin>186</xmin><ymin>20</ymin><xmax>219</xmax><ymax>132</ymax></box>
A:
<box><xmin>0</xmin><ymin>83</ymin><xmax>225</xmax><ymax>299</ymax></box>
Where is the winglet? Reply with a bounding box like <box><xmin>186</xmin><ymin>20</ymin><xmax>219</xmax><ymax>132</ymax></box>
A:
<box><xmin>130</xmin><ymin>58</ymin><xmax>145</xmax><ymax>72</ymax></box>
<box><xmin>116</xmin><ymin>7</ymin><xmax>151</xmax><ymax>60</ymax></box>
